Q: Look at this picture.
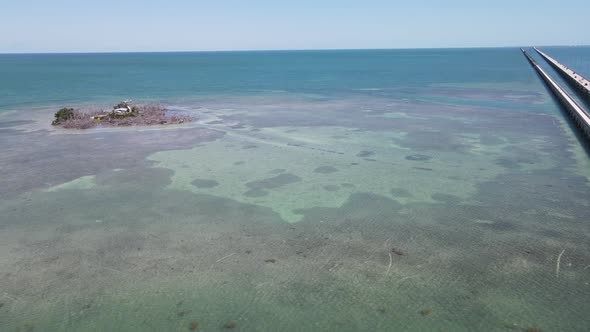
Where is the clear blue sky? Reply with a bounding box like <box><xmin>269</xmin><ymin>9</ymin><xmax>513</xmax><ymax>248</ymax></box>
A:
<box><xmin>1</xmin><ymin>0</ymin><xmax>588</xmax><ymax>53</ymax></box>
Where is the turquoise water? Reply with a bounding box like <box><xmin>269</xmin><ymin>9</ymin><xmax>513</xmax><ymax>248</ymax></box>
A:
<box><xmin>1</xmin><ymin>48</ymin><xmax>539</xmax><ymax>110</ymax></box>
<box><xmin>1</xmin><ymin>48</ymin><xmax>590</xmax><ymax>331</ymax></box>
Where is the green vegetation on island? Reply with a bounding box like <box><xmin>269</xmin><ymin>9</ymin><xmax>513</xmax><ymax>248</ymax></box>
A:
<box><xmin>51</xmin><ymin>108</ymin><xmax>76</xmax><ymax>125</ymax></box>
<box><xmin>51</xmin><ymin>101</ymin><xmax>192</xmax><ymax>129</ymax></box>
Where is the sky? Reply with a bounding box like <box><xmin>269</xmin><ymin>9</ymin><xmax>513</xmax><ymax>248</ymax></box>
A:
<box><xmin>1</xmin><ymin>0</ymin><xmax>589</xmax><ymax>53</ymax></box>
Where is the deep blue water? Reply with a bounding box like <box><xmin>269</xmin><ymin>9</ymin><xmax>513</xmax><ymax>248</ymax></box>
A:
<box><xmin>0</xmin><ymin>48</ymin><xmax>548</xmax><ymax>110</ymax></box>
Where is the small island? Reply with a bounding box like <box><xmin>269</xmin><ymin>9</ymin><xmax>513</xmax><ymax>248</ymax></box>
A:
<box><xmin>51</xmin><ymin>100</ymin><xmax>192</xmax><ymax>129</ymax></box>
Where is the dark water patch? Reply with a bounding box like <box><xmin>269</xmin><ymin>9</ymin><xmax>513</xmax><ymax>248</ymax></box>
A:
<box><xmin>294</xmin><ymin>192</ymin><xmax>403</xmax><ymax>228</ymax></box>
<box><xmin>206</xmin><ymin>120</ymin><xmax>224</xmax><ymax>125</ymax></box>
<box><xmin>323</xmin><ymin>185</ymin><xmax>340</xmax><ymax>192</ymax></box>
<box><xmin>234</xmin><ymin>161</ymin><xmax>245</xmax><ymax>166</ymax></box>
<box><xmin>0</xmin><ymin>120</ymin><xmax>34</xmax><ymax>128</ymax></box>
<box><xmin>495</xmin><ymin>149</ymin><xmax>539</xmax><ymax>169</ymax></box>
<box><xmin>0</xmin><ymin>127</ymin><xmax>224</xmax><ymax>200</ymax></box>
<box><xmin>473</xmin><ymin>167</ymin><xmax>590</xmax><ymax>222</ymax></box>
<box><xmin>0</xmin><ymin>183</ymin><xmax>290</xmax><ymax>266</ymax></box>
<box><xmin>495</xmin><ymin>158</ymin><xmax>520</xmax><ymax>169</ymax></box>
<box><xmin>246</xmin><ymin>173</ymin><xmax>302</xmax><ymax>190</ymax></box>
<box><xmin>287</xmin><ymin>142</ymin><xmax>304</xmax><ymax>147</ymax></box>
<box><xmin>356</xmin><ymin>150</ymin><xmax>375</xmax><ymax>157</ymax></box>
<box><xmin>244</xmin><ymin>188</ymin><xmax>269</xmax><ymax>197</ymax></box>
<box><xmin>405</xmin><ymin>154</ymin><xmax>432</xmax><ymax>161</ymax></box>
<box><xmin>341</xmin><ymin>183</ymin><xmax>356</xmax><ymax>189</ymax></box>
<box><xmin>431</xmin><ymin>193</ymin><xmax>462</xmax><ymax>204</ymax></box>
<box><xmin>390</xmin><ymin>188</ymin><xmax>412</xmax><ymax>197</ymax></box>
<box><xmin>314</xmin><ymin>166</ymin><xmax>338</xmax><ymax>174</ymax></box>
<box><xmin>242</xmin><ymin>144</ymin><xmax>258</xmax><ymax>149</ymax></box>
<box><xmin>396</xmin><ymin>131</ymin><xmax>469</xmax><ymax>152</ymax></box>
<box><xmin>0</xmin><ymin>128</ymin><xmax>26</xmax><ymax>135</ymax></box>
<box><xmin>350</xmin><ymin>162</ymin><xmax>359</xmax><ymax>166</ymax></box>
<box><xmin>324</xmin><ymin>149</ymin><xmax>344</xmax><ymax>155</ymax></box>
<box><xmin>412</xmin><ymin>167</ymin><xmax>433</xmax><ymax>171</ymax></box>
<box><xmin>269</xmin><ymin>169</ymin><xmax>286</xmax><ymax>174</ymax></box>
<box><xmin>191</xmin><ymin>179</ymin><xmax>219</xmax><ymax>188</ymax></box>
<box><xmin>410</xmin><ymin>199</ymin><xmax>525</xmax><ymax>240</ymax></box>
<box><xmin>364</xmin><ymin>158</ymin><xmax>377</xmax><ymax>162</ymax></box>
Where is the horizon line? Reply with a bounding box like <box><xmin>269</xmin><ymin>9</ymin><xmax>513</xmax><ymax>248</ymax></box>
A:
<box><xmin>1</xmin><ymin>44</ymin><xmax>589</xmax><ymax>55</ymax></box>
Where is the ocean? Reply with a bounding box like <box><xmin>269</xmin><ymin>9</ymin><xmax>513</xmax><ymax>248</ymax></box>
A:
<box><xmin>0</xmin><ymin>47</ymin><xmax>589</xmax><ymax>331</ymax></box>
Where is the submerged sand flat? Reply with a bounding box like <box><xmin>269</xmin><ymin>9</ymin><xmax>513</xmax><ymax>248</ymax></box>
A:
<box><xmin>150</xmin><ymin>119</ymin><xmax>555</xmax><ymax>222</ymax></box>
<box><xmin>1</xmin><ymin>88</ymin><xmax>590</xmax><ymax>331</ymax></box>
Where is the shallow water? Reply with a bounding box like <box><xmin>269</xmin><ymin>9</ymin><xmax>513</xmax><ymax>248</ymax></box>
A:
<box><xmin>1</xmin><ymin>48</ymin><xmax>590</xmax><ymax>331</ymax></box>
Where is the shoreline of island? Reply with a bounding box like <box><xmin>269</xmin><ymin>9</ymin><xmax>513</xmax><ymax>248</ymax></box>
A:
<box><xmin>51</xmin><ymin>100</ymin><xmax>193</xmax><ymax>129</ymax></box>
